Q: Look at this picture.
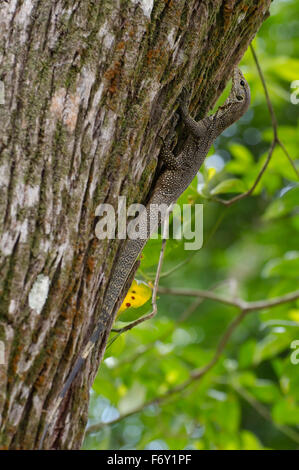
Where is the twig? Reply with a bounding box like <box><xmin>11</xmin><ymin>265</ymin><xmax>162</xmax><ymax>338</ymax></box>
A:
<box><xmin>250</xmin><ymin>45</ymin><xmax>278</xmax><ymax>135</ymax></box>
<box><xmin>114</xmin><ymin>284</ymin><xmax>299</xmax><ymax>365</ymax></box>
<box><xmin>113</xmin><ymin>279</ymin><xmax>237</xmax><ymax>368</ymax></box>
<box><xmin>191</xmin><ymin>310</ymin><xmax>248</xmax><ymax>379</ymax></box>
<box><xmin>213</xmin><ymin>45</ymin><xmax>298</xmax><ymax>206</ymax></box>
<box><xmin>112</xmin><ymin>238</ymin><xmax>167</xmax><ymax>335</ymax></box>
<box><xmin>278</xmin><ymin>138</ymin><xmax>299</xmax><ymax>179</ymax></box>
<box><xmin>157</xmin><ymin>209</ymin><xmax>227</xmax><ymax>279</ymax></box>
<box><xmin>113</xmin><ymin>279</ymin><xmax>238</xmax><ymax>368</ymax></box>
<box><xmin>86</xmin><ymin>309</ymin><xmax>247</xmax><ymax>435</ymax></box>
<box><xmin>157</xmin><ymin>286</ymin><xmax>299</xmax><ymax>313</ymax></box>
<box><xmin>158</xmin><ymin>285</ymin><xmax>246</xmax><ymax>309</ymax></box>
<box><xmin>86</xmin><ymin>286</ymin><xmax>299</xmax><ymax>435</ymax></box>
<box><xmin>244</xmin><ymin>289</ymin><xmax>299</xmax><ymax>312</ymax></box>
<box><xmin>213</xmin><ymin>139</ymin><xmax>277</xmax><ymax>206</ymax></box>
<box><xmin>110</xmin><ymin>297</ymin><xmax>203</xmax><ymax>368</ymax></box>
<box><xmin>232</xmin><ymin>382</ymin><xmax>299</xmax><ymax>445</ymax></box>
<box><xmin>250</xmin><ymin>45</ymin><xmax>298</xmax><ymax>179</ymax></box>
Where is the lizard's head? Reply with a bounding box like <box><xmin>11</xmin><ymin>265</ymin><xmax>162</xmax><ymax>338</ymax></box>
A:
<box><xmin>231</xmin><ymin>67</ymin><xmax>251</xmax><ymax>115</ymax></box>
<box><xmin>216</xmin><ymin>68</ymin><xmax>250</xmax><ymax>126</ymax></box>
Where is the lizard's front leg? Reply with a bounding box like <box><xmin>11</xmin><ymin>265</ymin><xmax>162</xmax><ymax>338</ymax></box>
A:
<box><xmin>179</xmin><ymin>88</ymin><xmax>207</xmax><ymax>139</ymax></box>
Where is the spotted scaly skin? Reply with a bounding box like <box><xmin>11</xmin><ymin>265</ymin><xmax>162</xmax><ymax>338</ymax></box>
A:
<box><xmin>40</xmin><ymin>68</ymin><xmax>250</xmax><ymax>447</ymax></box>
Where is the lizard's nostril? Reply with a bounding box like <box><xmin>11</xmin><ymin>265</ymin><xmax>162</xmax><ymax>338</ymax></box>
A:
<box><xmin>236</xmin><ymin>95</ymin><xmax>243</xmax><ymax>101</ymax></box>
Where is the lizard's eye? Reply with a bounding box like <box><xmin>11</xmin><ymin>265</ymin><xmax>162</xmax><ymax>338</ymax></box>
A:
<box><xmin>240</xmin><ymin>80</ymin><xmax>245</xmax><ymax>86</ymax></box>
<box><xmin>236</xmin><ymin>95</ymin><xmax>243</xmax><ymax>101</ymax></box>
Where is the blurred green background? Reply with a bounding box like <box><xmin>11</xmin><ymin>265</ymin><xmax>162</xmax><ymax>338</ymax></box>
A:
<box><xmin>84</xmin><ymin>0</ymin><xmax>299</xmax><ymax>450</ymax></box>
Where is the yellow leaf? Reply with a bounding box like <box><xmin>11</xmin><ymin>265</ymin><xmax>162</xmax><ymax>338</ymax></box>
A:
<box><xmin>117</xmin><ymin>280</ymin><xmax>152</xmax><ymax>317</ymax></box>
<box><xmin>288</xmin><ymin>309</ymin><xmax>299</xmax><ymax>322</ymax></box>
<box><xmin>117</xmin><ymin>384</ymin><xmax>127</xmax><ymax>397</ymax></box>
<box><xmin>207</xmin><ymin>167</ymin><xmax>216</xmax><ymax>181</ymax></box>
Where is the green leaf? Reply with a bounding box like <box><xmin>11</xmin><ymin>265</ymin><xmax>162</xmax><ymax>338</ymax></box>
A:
<box><xmin>118</xmin><ymin>382</ymin><xmax>146</xmax><ymax>415</ymax></box>
<box><xmin>210</xmin><ymin>178</ymin><xmax>247</xmax><ymax>195</ymax></box>
<box><xmin>266</xmin><ymin>57</ymin><xmax>299</xmax><ymax>82</ymax></box>
<box><xmin>240</xmin><ymin>431</ymin><xmax>263</xmax><ymax>450</ymax></box>
<box><xmin>272</xmin><ymin>399</ymin><xmax>299</xmax><ymax>426</ymax></box>
<box><xmin>254</xmin><ymin>331</ymin><xmax>296</xmax><ymax>364</ymax></box>
<box><xmin>263</xmin><ymin>186</ymin><xmax>299</xmax><ymax>221</ymax></box>
<box><xmin>226</xmin><ymin>143</ymin><xmax>254</xmax><ymax>174</ymax></box>
<box><xmin>238</xmin><ymin>340</ymin><xmax>257</xmax><ymax>369</ymax></box>
<box><xmin>249</xmin><ymin>379</ymin><xmax>281</xmax><ymax>403</ymax></box>
<box><xmin>262</xmin><ymin>251</ymin><xmax>299</xmax><ymax>278</ymax></box>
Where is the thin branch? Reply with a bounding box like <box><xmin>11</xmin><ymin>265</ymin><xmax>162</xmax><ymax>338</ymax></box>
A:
<box><xmin>232</xmin><ymin>383</ymin><xmax>299</xmax><ymax>445</ymax></box>
<box><xmin>278</xmin><ymin>138</ymin><xmax>299</xmax><ymax>179</ymax></box>
<box><xmin>158</xmin><ymin>209</ymin><xmax>227</xmax><ymax>279</ymax></box>
<box><xmin>213</xmin><ymin>139</ymin><xmax>276</xmax><ymax>206</ymax></box>
<box><xmin>245</xmin><ymin>289</ymin><xmax>299</xmax><ymax>312</ymax></box>
<box><xmin>86</xmin><ymin>285</ymin><xmax>299</xmax><ymax>435</ymax></box>
<box><xmin>112</xmin><ymin>238</ymin><xmax>167</xmax><ymax>335</ymax></box>
<box><xmin>108</xmin><ymin>297</ymin><xmax>203</xmax><ymax>369</ymax></box>
<box><xmin>213</xmin><ymin>44</ymin><xmax>298</xmax><ymax>206</ymax></box>
<box><xmin>250</xmin><ymin>44</ymin><xmax>278</xmax><ymax>135</ymax></box>
<box><xmin>86</xmin><ymin>309</ymin><xmax>247</xmax><ymax>435</ymax></box>
<box><xmin>250</xmin><ymin>44</ymin><xmax>298</xmax><ymax>180</ymax></box>
<box><xmin>250</xmin><ymin>45</ymin><xmax>298</xmax><ymax>179</ymax></box>
<box><xmin>190</xmin><ymin>310</ymin><xmax>247</xmax><ymax>379</ymax></box>
<box><xmin>113</xmin><ymin>282</ymin><xmax>299</xmax><ymax>351</ymax></box>
<box><xmin>157</xmin><ymin>286</ymin><xmax>299</xmax><ymax>313</ymax></box>
<box><xmin>113</xmin><ymin>279</ymin><xmax>239</xmax><ymax>368</ymax></box>
<box><xmin>158</xmin><ymin>285</ymin><xmax>246</xmax><ymax>309</ymax></box>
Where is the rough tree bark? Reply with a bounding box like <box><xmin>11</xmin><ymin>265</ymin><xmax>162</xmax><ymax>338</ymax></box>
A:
<box><xmin>0</xmin><ymin>0</ymin><xmax>271</xmax><ymax>450</ymax></box>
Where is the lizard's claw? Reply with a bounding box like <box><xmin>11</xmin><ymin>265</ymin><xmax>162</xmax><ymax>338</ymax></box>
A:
<box><xmin>168</xmin><ymin>128</ymin><xmax>178</xmax><ymax>148</ymax></box>
<box><xmin>159</xmin><ymin>112</ymin><xmax>179</xmax><ymax>147</ymax></box>
<box><xmin>158</xmin><ymin>134</ymin><xmax>165</xmax><ymax>146</ymax></box>
<box><xmin>179</xmin><ymin>86</ymin><xmax>191</xmax><ymax>108</ymax></box>
<box><xmin>173</xmin><ymin>112</ymin><xmax>180</xmax><ymax>126</ymax></box>
<box><xmin>159</xmin><ymin>127</ymin><xmax>177</xmax><ymax>150</ymax></box>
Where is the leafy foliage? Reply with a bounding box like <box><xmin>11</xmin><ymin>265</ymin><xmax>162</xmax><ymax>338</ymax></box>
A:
<box><xmin>84</xmin><ymin>0</ymin><xmax>299</xmax><ymax>451</ymax></box>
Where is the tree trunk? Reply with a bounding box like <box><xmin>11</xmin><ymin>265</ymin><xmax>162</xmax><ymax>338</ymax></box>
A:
<box><xmin>0</xmin><ymin>0</ymin><xmax>271</xmax><ymax>450</ymax></box>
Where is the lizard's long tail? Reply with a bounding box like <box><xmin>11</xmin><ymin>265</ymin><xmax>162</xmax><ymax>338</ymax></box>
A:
<box><xmin>39</xmin><ymin>185</ymin><xmax>173</xmax><ymax>448</ymax></box>
<box><xmin>39</xmin><ymin>236</ymin><xmax>147</xmax><ymax>448</ymax></box>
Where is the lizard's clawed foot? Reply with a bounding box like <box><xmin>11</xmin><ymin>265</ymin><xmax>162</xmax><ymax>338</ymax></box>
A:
<box><xmin>158</xmin><ymin>134</ymin><xmax>165</xmax><ymax>146</ymax></box>
<box><xmin>173</xmin><ymin>112</ymin><xmax>180</xmax><ymax>126</ymax></box>
<box><xmin>179</xmin><ymin>86</ymin><xmax>192</xmax><ymax>109</ymax></box>
<box><xmin>159</xmin><ymin>127</ymin><xmax>177</xmax><ymax>151</ymax></box>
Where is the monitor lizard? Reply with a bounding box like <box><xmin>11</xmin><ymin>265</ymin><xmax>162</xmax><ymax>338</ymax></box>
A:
<box><xmin>39</xmin><ymin>67</ymin><xmax>250</xmax><ymax>447</ymax></box>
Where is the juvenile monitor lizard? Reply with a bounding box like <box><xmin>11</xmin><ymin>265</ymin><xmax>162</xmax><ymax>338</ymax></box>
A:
<box><xmin>40</xmin><ymin>67</ymin><xmax>250</xmax><ymax>447</ymax></box>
